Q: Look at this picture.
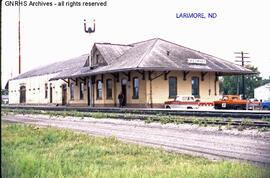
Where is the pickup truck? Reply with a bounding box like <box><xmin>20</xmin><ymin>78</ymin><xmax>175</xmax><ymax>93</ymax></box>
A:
<box><xmin>214</xmin><ymin>95</ymin><xmax>261</xmax><ymax>110</ymax></box>
<box><xmin>164</xmin><ymin>95</ymin><xmax>213</xmax><ymax>109</ymax></box>
<box><xmin>261</xmin><ymin>101</ymin><xmax>270</xmax><ymax>110</ymax></box>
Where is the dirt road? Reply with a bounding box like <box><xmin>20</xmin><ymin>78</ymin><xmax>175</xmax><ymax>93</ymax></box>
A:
<box><xmin>2</xmin><ymin>114</ymin><xmax>270</xmax><ymax>166</ymax></box>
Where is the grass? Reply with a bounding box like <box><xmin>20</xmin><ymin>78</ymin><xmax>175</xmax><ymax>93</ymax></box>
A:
<box><xmin>2</xmin><ymin>122</ymin><xmax>270</xmax><ymax>178</ymax></box>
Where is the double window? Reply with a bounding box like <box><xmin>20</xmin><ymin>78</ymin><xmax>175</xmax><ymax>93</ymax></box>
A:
<box><xmin>132</xmin><ymin>77</ymin><xmax>139</xmax><ymax>99</ymax></box>
<box><xmin>192</xmin><ymin>77</ymin><xmax>200</xmax><ymax>98</ymax></box>
<box><xmin>97</xmin><ymin>80</ymin><xmax>103</xmax><ymax>99</ymax></box>
<box><xmin>106</xmin><ymin>79</ymin><xmax>112</xmax><ymax>99</ymax></box>
<box><xmin>169</xmin><ymin>77</ymin><xmax>177</xmax><ymax>98</ymax></box>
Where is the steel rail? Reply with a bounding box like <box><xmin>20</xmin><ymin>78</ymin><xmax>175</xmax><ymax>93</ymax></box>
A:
<box><xmin>2</xmin><ymin>105</ymin><xmax>270</xmax><ymax>119</ymax></box>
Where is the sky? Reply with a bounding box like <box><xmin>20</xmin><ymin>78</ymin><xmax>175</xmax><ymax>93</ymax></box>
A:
<box><xmin>2</xmin><ymin>0</ymin><xmax>270</xmax><ymax>88</ymax></box>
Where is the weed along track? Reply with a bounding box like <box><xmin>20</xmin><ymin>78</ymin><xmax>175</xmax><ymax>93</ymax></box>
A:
<box><xmin>2</xmin><ymin>112</ymin><xmax>270</xmax><ymax>167</ymax></box>
<box><xmin>2</xmin><ymin>108</ymin><xmax>270</xmax><ymax>128</ymax></box>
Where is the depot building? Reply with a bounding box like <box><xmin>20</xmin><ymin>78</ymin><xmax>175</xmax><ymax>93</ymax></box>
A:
<box><xmin>8</xmin><ymin>38</ymin><xmax>253</xmax><ymax>107</ymax></box>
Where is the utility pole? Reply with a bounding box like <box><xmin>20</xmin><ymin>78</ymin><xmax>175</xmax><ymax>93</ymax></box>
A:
<box><xmin>234</xmin><ymin>51</ymin><xmax>250</xmax><ymax>99</ymax></box>
<box><xmin>18</xmin><ymin>0</ymin><xmax>21</xmax><ymax>74</ymax></box>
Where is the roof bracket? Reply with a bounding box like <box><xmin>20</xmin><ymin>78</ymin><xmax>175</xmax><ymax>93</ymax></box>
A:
<box><xmin>215</xmin><ymin>72</ymin><xmax>219</xmax><ymax>82</ymax></box>
<box><xmin>183</xmin><ymin>71</ymin><xmax>189</xmax><ymax>81</ymax></box>
<box><xmin>111</xmin><ymin>73</ymin><xmax>120</xmax><ymax>82</ymax></box>
<box><xmin>201</xmin><ymin>72</ymin><xmax>207</xmax><ymax>81</ymax></box>
<box><xmin>70</xmin><ymin>78</ymin><xmax>76</xmax><ymax>82</ymax></box>
<box><xmin>79</xmin><ymin>77</ymin><xmax>86</xmax><ymax>84</ymax></box>
<box><xmin>123</xmin><ymin>72</ymin><xmax>131</xmax><ymax>81</ymax></box>
<box><xmin>101</xmin><ymin>74</ymin><xmax>104</xmax><ymax>83</ymax></box>
<box><xmin>164</xmin><ymin>71</ymin><xmax>170</xmax><ymax>80</ymax></box>
<box><xmin>61</xmin><ymin>79</ymin><xmax>68</xmax><ymax>84</ymax></box>
<box><xmin>148</xmin><ymin>71</ymin><xmax>153</xmax><ymax>81</ymax></box>
<box><xmin>151</xmin><ymin>72</ymin><xmax>163</xmax><ymax>81</ymax></box>
<box><xmin>137</xmin><ymin>70</ymin><xmax>145</xmax><ymax>80</ymax></box>
<box><xmin>91</xmin><ymin>76</ymin><xmax>96</xmax><ymax>84</ymax></box>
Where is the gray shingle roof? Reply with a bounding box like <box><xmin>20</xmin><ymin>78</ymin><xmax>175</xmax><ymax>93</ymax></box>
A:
<box><xmin>95</xmin><ymin>43</ymin><xmax>132</xmax><ymax>64</ymax></box>
<box><xmin>12</xmin><ymin>38</ymin><xmax>253</xmax><ymax>81</ymax></box>
<box><xmin>51</xmin><ymin>38</ymin><xmax>252</xmax><ymax>80</ymax></box>
<box><xmin>10</xmin><ymin>54</ymin><xmax>88</xmax><ymax>80</ymax></box>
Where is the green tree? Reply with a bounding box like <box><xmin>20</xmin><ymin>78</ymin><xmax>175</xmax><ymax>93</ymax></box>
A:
<box><xmin>1</xmin><ymin>89</ymin><xmax>8</xmax><ymax>95</ymax></box>
<box><xmin>220</xmin><ymin>65</ymin><xmax>262</xmax><ymax>98</ymax></box>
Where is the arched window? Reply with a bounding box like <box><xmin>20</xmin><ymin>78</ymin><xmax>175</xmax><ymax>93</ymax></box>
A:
<box><xmin>169</xmin><ymin>77</ymin><xmax>177</xmax><ymax>98</ymax></box>
<box><xmin>70</xmin><ymin>83</ymin><xmax>75</xmax><ymax>100</ymax></box>
<box><xmin>192</xmin><ymin>77</ymin><xmax>200</xmax><ymax>98</ymax></box>
<box><xmin>106</xmin><ymin>79</ymin><xmax>112</xmax><ymax>99</ymax></box>
<box><xmin>132</xmin><ymin>77</ymin><xmax>139</xmax><ymax>99</ymax></box>
<box><xmin>80</xmin><ymin>82</ymin><xmax>84</xmax><ymax>100</ymax></box>
<box><xmin>96</xmin><ymin>80</ymin><xmax>102</xmax><ymax>99</ymax></box>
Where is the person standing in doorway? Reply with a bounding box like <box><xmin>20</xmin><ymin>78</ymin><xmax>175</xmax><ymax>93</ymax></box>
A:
<box><xmin>118</xmin><ymin>92</ymin><xmax>124</xmax><ymax>107</ymax></box>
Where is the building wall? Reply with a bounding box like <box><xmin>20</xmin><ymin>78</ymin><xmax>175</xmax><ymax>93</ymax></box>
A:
<box><xmin>67</xmin><ymin>79</ymin><xmax>88</xmax><ymax>106</ymax></box>
<box><xmin>147</xmin><ymin>71</ymin><xmax>219</xmax><ymax>107</ymax></box>
<box><xmin>68</xmin><ymin>70</ymin><xmax>219</xmax><ymax>107</ymax></box>
<box><xmin>254</xmin><ymin>84</ymin><xmax>270</xmax><ymax>102</ymax></box>
<box><xmin>9</xmin><ymin>74</ymin><xmax>64</xmax><ymax>105</ymax></box>
<box><xmin>9</xmin><ymin>70</ymin><xmax>219</xmax><ymax>107</ymax></box>
<box><xmin>72</xmin><ymin>72</ymin><xmax>147</xmax><ymax>107</ymax></box>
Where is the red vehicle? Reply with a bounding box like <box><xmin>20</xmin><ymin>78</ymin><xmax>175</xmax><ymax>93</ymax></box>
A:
<box><xmin>214</xmin><ymin>95</ymin><xmax>261</xmax><ymax>110</ymax></box>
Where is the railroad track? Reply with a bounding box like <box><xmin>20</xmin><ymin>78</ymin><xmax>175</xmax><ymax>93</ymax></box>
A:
<box><xmin>2</xmin><ymin>105</ymin><xmax>270</xmax><ymax>119</ymax></box>
<box><xmin>2</xmin><ymin>105</ymin><xmax>270</xmax><ymax>128</ymax></box>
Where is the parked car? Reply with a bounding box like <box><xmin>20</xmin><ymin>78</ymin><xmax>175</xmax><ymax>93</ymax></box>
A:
<box><xmin>1</xmin><ymin>95</ymin><xmax>9</xmax><ymax>104</ymax></box>
<box><xmin>214</xmin><ymin>95</ymin><xmax>261</xmax><ymax>110</ymax></box>
<box><xmin>261</xmin><ymin>101</ymin><xmax>270</xmax><ymax>110</ymax></box>
<box><xmin>164</xmin><ymin>95</ymin><xmax>200</xmax><ymax>109</ymax></box>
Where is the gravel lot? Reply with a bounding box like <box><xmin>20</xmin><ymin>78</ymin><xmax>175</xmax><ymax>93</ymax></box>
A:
<box><xmin>2</xmin><ymin>114</ymin><xmax>270</xmax><ymax>166</ymax></box>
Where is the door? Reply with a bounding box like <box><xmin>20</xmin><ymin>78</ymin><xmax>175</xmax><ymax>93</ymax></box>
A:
<box><xmin>62</xmin><ymin>84</ymin><xmax>67</xmax><ymax>105</ymax></box>
<box><xmin>87</xmin><ymin>80</ymin><xmax>91</xmax><ymax>106</ymax></box>
<box><xmin>50</xmin><ymin>86</ymin><xmax>53</xmax><ymax>103</ymax></box>
<box><xmin>19</xmin><ymin>86</ymin><xmax>26</xmax><ymax>103</ymax></box>
<box><xmin>121</xmin><ymin>79</ymin><xmax>127</xmax><ymax>106</ymax></box>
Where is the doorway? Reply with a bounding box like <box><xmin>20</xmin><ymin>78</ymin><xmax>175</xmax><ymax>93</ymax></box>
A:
<box><xmin>50</xmin><ymin>86</ymin><xmax>53</xmax><ymax>103</ymax></box>
<box><xmin>87</xmin><ymin>80</ymin><xmax>91</xmax><ymax>106</ymax></box>
<box><xmin>121</xmin><ymin>79</ymin><xmax>127</xmax><ymax>106</ymax></box>
<box><xmin>62</xmin><ymin>84</ymin><xmax>67</xmax><ymax>105</ymax></box>
<box><xmin>19</xmin><ymin>86</ymin><xmax>26</xmax><ymax>103</ymax></box>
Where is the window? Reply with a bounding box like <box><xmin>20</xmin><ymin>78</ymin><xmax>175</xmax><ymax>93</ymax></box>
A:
<box><xmin>192</xmin><ymin>77</ymin><xmax>200</xmax><ymax>98</ymax></box>
<box><xmin>132</xmin><ymin>77</ymin><xmax>139</xmax><ymax>99</ymax></box>
<box><xmin>169</xmin><ymin>77</ymin><xmax>177</xmax><ymax>98</ymax></box>
<box><xmin>80</xmin><ymin>82</ymin><xmax>84</xmax><ymax>100</ymax></box>
<box><xmin>45</xmin><ymin>83</ymin><xmax>48</xmax><ymax>98</ymax></box>
<box><xmin>96</xmin><ymin>54</ymin><xmax>100</xmax><ymax>64</ymax></box>
<box><xmin>106</xmin><ymin>79</ymin><xmax>112</xmax><ymax>99</ymax></box>
<box><xmin>70</xmin><ymin>83</ymin><xmax>74</xmax><ymax>100</ymax></box>
<box><xmin>96</xmin><ymin>80</ymin><xmax>102</xmax><ymax>99</ymax></box>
